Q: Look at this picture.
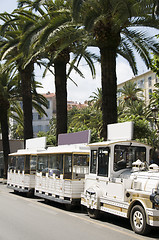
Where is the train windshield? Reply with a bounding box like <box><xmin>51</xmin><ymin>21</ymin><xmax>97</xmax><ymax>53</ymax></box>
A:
<box><xmin>114</xmin><ymin>145</ymin><xmax>146</xmax><ymax>171</ymax></box>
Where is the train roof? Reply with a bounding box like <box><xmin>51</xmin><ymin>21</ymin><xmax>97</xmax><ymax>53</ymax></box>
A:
<box><xmin>88</xmin><ymin>140</ymin><xmax>152</xmax><ymax>148</ymax></box>
<box><xmin>9</xmin><ymin>148</ymin><xmax>45</xmax><ymax>156</ymax></box>
<box><xmin>38</xmin><ymin>144</ymin><xmax>89</xmax><ymax>155</ymax></box>
<box><xmin>9</xmin><ymin>143</ymin><xmax>89</xmax><ymax>156</ymax></box>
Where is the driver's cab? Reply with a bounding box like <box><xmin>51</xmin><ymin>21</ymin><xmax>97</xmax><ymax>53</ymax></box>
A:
<box><xmin>84</xmin><ymin>122</ymin><xmax>151</xmax><ymax>202</ymax></box>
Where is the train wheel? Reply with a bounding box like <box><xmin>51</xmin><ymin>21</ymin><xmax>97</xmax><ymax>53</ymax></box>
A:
<box><xmin>87</xmin><ymin>208</ymin><xmax>100</xmax><ymax>219</ymax></box>
<box><xmin>130</xmin><ymin>205</ymin><xmax>150</xmax><ymax>235</ymax></box>
<box><xmin>65</xmin><ymin>204</ymin><xmax>73</xmax><ymax>211</ymax></box>
<box><xmin>26</xmin><ymin>189</ymin><xmax>34</xmax><ymax>198</ymax></box>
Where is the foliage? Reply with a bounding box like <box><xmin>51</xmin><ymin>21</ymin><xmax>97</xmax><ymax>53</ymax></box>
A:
<box><xmin>118</xmin><ymin>115</ymin><xmax>154</xmax><ymax>145</ymax></box>
<box><xmin>37</xmin><ymin>131</ymin><xmax>56</xmax><ymax>146</ymax></box>
<box><xmin>151</xmin><ymin>52</ymin><xmax>159</xmax><ymax>77</ymax></box>
<box><xmin>117</xmin><ymin>80</ymin><xmax>157</xmax><ymax>146</ymax></box>
<box><xmin>9</xmin><ymin>80</ymin><xmax>48</xmax><ymax>139</ymax></box>
<box><xmin>14</xmin><ymin>0</ymin><xmax>98</xmax><ymax>141</ymax></box>
<box><xmin>68</xmin><ymin>106</ymin><xmax>103</xmax><ymax>143</ymax></box>
<box><xmin>89</xmin><ymin>87</ymin><xmax>102</xmax><ymax>110</ymax></box>
<box><xmin>72</xmin><ymin>0</ymin><xmax>159</xmax><ymax>140</ymax></box>
<box><xmin>38</xmin><ymin>104</ymin><xmax>103</xmax><ymax>144</ymax></box>
<box><xmin>0</xmin><ymin>64</ymin><xmax>19</xmax><ymax>178</ymax></box>
<box><xmin>117</xmin><ymin>81</ymin><xmax>148</xmax><ymax>118</ymax></box>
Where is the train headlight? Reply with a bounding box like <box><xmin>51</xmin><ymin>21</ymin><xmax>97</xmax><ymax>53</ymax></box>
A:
<box><xmin>150</xmin><ymin>189</ymin><xmax>159</xmax><ymax>209</ymax></box>
<box><xmin>154</xmin><ymin>194</ymin><xmax>159</xmax><ymax>204</ymax></box>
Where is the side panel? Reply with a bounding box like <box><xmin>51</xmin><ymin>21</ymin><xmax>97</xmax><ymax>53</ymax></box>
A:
<box><xmin>35</xmin><ymin>173</ymin><xmax>84</xmax><ymax>204</ymax></box>
<box><xmin>7</xmin><ymin>170</ymin><xmax>35</xmax><ymax>192</ymax></box>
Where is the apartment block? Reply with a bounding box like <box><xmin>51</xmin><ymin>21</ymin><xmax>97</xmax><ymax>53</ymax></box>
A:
<box><xmin>117</xmin><ymin>70</ymin><xmax>159</xmax><ymax>105</ymax></box>
<box><xmin>33</xmin><ymin>92</ymin><xmax>56</xmax><ymax>136</ymax></box>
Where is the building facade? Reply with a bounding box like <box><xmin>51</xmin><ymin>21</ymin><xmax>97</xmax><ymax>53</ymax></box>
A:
<box><xmin>32</xmin><ymin>92</ymin><xmax>56</xmax><ymax>136</ymax></box>
<box><xmin>117</xmin><ymin>70</ymin><xmax>159</xmax><ymax>105</ymax></box>
<box><xmin>32</xmin><ymin>93</ymin><xmax>88</xmax><ymax>136</ymax></box>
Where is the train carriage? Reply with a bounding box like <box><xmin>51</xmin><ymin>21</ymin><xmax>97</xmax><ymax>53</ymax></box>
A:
<box><xmin>35</xmin><ymin>144</ymin><xmax>89</xmax><ymax>206</ymax></box>
<box><xmin>7</xmin><ymin>137</ymin><xmax>46</xmax><ymax>196</ymax></box>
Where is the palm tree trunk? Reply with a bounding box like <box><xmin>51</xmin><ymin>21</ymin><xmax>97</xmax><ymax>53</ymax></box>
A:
<box><xmin>54</xmin><ymin>60</ymin><xmax>67</xmax><ymax>143</ymax></box>
<box><xmin>0</xmin><ymin>109</ymin><xmax>10</xmax><ymax>179</ymax></box>
<box><xmin>100</xmin><ymin>47</ymin><xmax>117</xmax><ymax>140</ymax></box>
<box><xmin>19</xmin><ymin>62</ymin><xmax>34</xmax><ymax>144</ymax></box>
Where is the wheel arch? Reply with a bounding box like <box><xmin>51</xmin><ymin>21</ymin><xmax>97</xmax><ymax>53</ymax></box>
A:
<box><xmin>127</xmin><ymin>200</ymin><xmax>148</xmax><ymax>224</ymax></box>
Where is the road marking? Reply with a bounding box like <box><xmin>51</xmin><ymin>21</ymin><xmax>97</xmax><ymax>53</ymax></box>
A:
<box><xmin>1</xmin><ymin>188</ymin><xmax>146</xmax><ymax>240</ymax></box>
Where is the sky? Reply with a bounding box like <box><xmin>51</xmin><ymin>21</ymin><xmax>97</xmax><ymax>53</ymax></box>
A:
<box><xmin>1</xmin><ymin>0</ymin><xmax>151</xmax><ymax>103</ymax></box>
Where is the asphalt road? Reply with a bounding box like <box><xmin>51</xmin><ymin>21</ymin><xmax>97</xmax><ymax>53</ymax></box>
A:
<box><xmin>0</xmin><ymin>184</ymin><xmax>159</xmax><ymax>240</ymax></box>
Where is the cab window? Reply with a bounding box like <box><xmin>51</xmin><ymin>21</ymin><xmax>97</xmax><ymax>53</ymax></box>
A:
<box><xmin>114</xmin><ymin>145</ymin><xmax>146</xmax><ymax>171</ymax></box>
<box><xmin>90</xmin><ymin>150</ymin><xmax>97</xmax><ymax>174</ymax></box>
<box><xmin>97</xmin><ymin>147</ymin><xmax>110</xmax><ymax>177</ymax></box>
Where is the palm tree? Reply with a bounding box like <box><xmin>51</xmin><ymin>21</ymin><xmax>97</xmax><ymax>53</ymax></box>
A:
<box><xmin>10</xmin><ymin>81</ymin><xmax>48</xmax><ymax>139</ymax></box>
<box><xmin>0</xmin><ymin>64</ymin><xmax>18</xmax><ymax>178</ymax></box>
<box><xmin>73</xmin><ymin>0</ymin><xmax>159</xmax><ymax>139</ymax></box>
<box><xmin>16</xmin><ymin>0</ymin><xmax>97</xmax><ymax>142</ymax></box>
<box><xmin>0</xmin><ymin>12</ymin><xmax>35</xmax><ymax>144</ymax></box>
<box><xmin>89</xmin><ymin>87</ymin><xmax>102</xmax><ymax>110</ymax></box>
<box><xmin>118</xmin><ymin>81</ymin><xmax>143</xmax><ymax>107</ymax></box>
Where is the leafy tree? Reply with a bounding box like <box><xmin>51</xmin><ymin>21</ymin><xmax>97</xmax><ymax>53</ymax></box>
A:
<box><xmin>118</xmin><ymin>81</ymin><xmax>142</xmax><ymax>103</ymax></box>
<box><xmin>16</xmin><ymin>0</ymin><xmax>97</xmax><ymax>143</ymax></box>
<box><xmin>37</xmin><ymin>131</ymin><xmax>56</xmax><ymax>146</ymax></box>
<box><xmin>0</xmin><ymin>65</ymin><xmax>18</xmax><ymax>178</ymax></box>
<box><xmin>117</xmin><ymin>81</ymin><xmax>147</xmax><ymax>117</ymax></box>
<box><xmin>67</xmin><ymin>106</ymin><xmax>103</xmax><ymax>142</ymax></box>
<box><xmin>10</xmin><ymin>82</ymin><xmax>48</xmax><ymax>139</ymax></box>
<box><xmin>89</xmin><ymin>87</ymin><xmax>102</xmax><ymax>110</ymax></box>
<box><xmin>118</xmin><ymin>115</ymin><xmax>155</xmax><ymax>146</ymax></box>
<box><xmin>73</xmin><ymin>0</ymin><xmax>159</xmax><ymax>140</ymax></box>
<box><xmin>0</xmin><ymin>12</ymin><xmax>35</xmax><ymax>144</ymax></box>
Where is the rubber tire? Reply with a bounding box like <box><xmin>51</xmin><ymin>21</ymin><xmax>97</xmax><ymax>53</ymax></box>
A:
<box><xmin>87</xmin><ymin>208</ymin><xmax>100</xmax><ymax>219</ymax></box>
<box><xmin>65</xmin><ymin>204</ymin><xmax>73</xmax><ymax>211</ymax></box>
<box><xmin>26</xmin><ymin>189</ymin><xmax>34</xmax><ymax>198</ymax></box>
<box><xmin>130</xmin><ymin>205</ymin><xmax>150</xmax><ymax>235</ymax></box>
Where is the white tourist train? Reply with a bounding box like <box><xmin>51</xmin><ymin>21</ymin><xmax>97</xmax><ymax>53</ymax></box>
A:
<box><xmin>7</xmin><ymin>122</ymin><xmax>159</xmax><ymax>235</ymax></box>
<box><xmin>7</xmin><ymin>131</ymin><xmax>90</xmax><ymax>204</ymax></box>
<box><xmin>81</xmin><ymin>122</ymin><xmax>159</xmax><ymax>235</ymax></box>
<box><xmin>7</xmin><ymin>137</ymin><xmax>47</xmax><ymax>197</ymax></box>
<box><xmin>34</xmin><ymin>143</ymin><xmax>89</xmax><ymax>206</ymax></box>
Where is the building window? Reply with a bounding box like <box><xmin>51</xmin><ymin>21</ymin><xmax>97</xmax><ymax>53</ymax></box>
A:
<box><xmin>33</xmin><ymin>113</ymin><xmax>38</xmax><ymax>121</ymax></box>
<box><xmin>47</xmin><ymin>100</ymin><xmax>50</xmax><ymax>109</ymax></box>
<box><xmin>45</xmin><ymin>125</ymin><xmax>49</xmax><ymax>132</ymax></box>
<box><xmin>156</xmin><ymin>77</ymin><xmax>159</xmax><ymax>83</ymax></box>
<box><xmin>38</xmin><ymin>114</ymin><xmax>42</xmax><ymax>120</ymax></box>
<box><xmin>138</xmin><ymin>79</ymin><xmax>144</xmax><ymax>88</ymax></box>
<box><xmin>148</xmin><ymin>76</ymin><xmax>152</xmax><ymax>87</ymax></box>
<box><xmin>117</xmin><ymin>89</ymin><xmax>122</xmax><ymax>98</ymax></box>
<box><xmin>149</xmin><ymin>89</ymin><xmax>152</xmax><ymax>99</ymax></box>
